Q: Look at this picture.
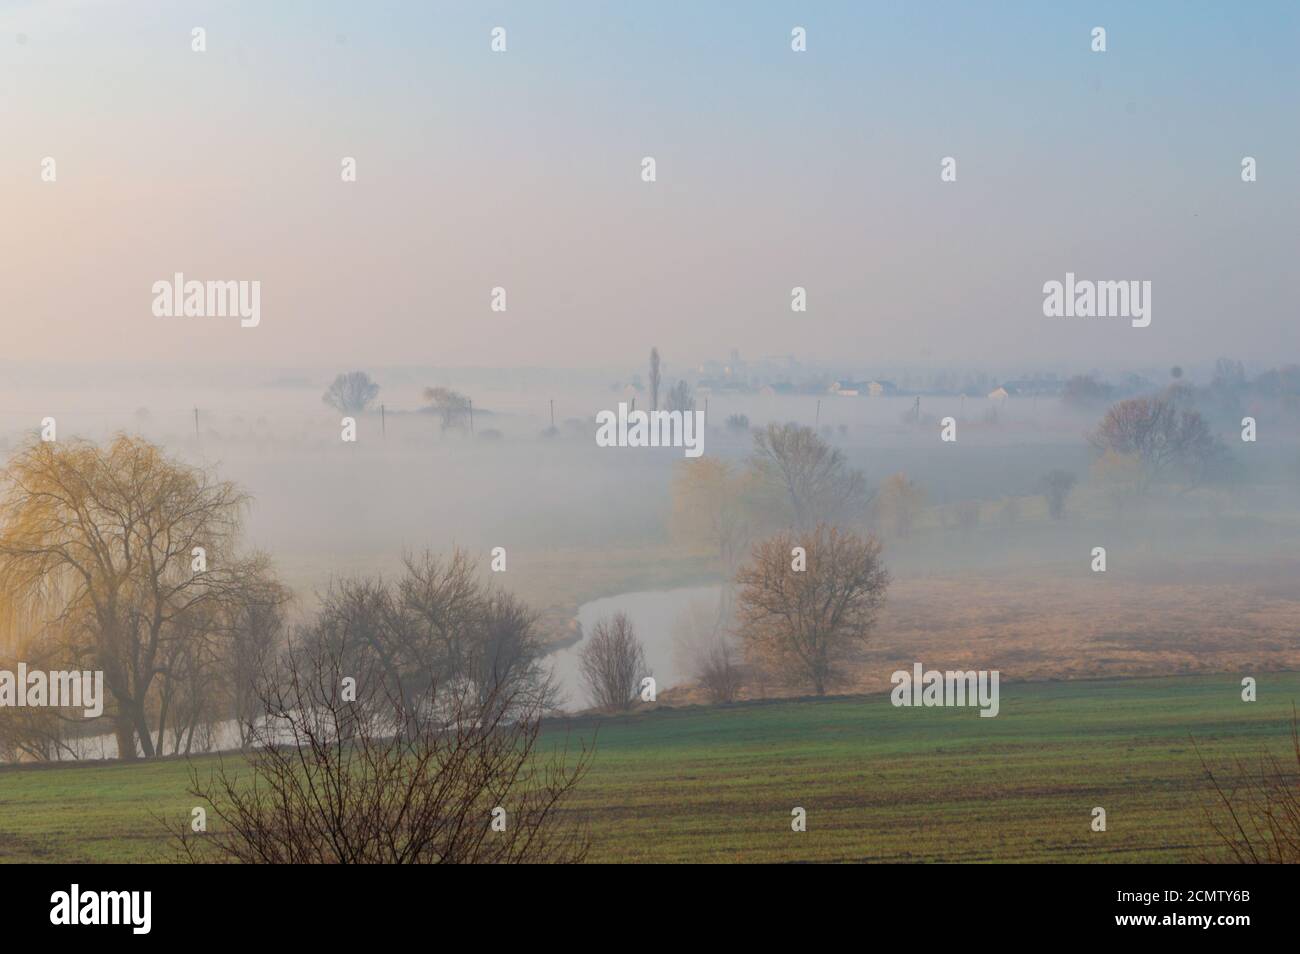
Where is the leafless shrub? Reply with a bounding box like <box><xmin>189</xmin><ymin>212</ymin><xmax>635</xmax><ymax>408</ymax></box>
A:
<box><xmin>169</xmin><ymin>635</ymin><xmax>590</xmax><ymax>864</ymax></box>
<box><xmin>672</xmin><ymin>596</ymin><xmax>743</xmax><ymax>703</ymax></box>
<box><xmin>578</xmin><ymin>612</ymin><xmax>648</xmax><ymax>712</ymax></box>
<box><xmin>1197</xmin><ymin>708</ymin><xmax>1300</xmax><ymax>863</ymax></box>
<box><xmin>0</xmin><ymin>642</ymin><xmax>88</xmax><ymax>761</ymax></box>
<box><xmin>696</xmin><ymin>641</ymin><xmax>743</xmax><ymax>704</ymax></box>
<box><xmin>296</xmin><ymin>549</ymin><xmax>555</xmax><ymax>721</ymax></box>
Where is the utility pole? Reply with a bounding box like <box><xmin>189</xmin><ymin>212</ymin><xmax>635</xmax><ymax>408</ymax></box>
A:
<box><xmin>381</xmin><ymin>403</ymin><xmax>386</xmax><ymax>438</ymax></box>
<box><xmin>468</xmin><ymin>399</ymin><xmax>474</xmax><ymax>435</ymax></box>
<box><xmin>193</xmin><ymin>407</ymin><xmax>199</xmax><ymax>441</ymax></box>
<box><xmin>549</xmin><ymin>398</ymin><xmax>555</xmax><ymax>429</ymax></box>
<box><xmin>815</xmin><ymin>399</ymin><xmax>821</xmax><ymax>428</ymax></box>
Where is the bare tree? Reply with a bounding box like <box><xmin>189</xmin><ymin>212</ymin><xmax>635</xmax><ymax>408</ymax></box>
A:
<box><xmin>464</xmin><ymin>592</ymin><xmax>559</xmax><ymax>717</ymax></box>
<box><xmin>169</xmin><ymin>634</ymin><xmax>590</xmax><ymax>863</ymax></box>
<box><xmin>227</xmin><ymin>591</ymin><xmax>288</xmax><ymax>751</ymax></box>
<box><xmin>735</xmin><ymin>523</ymin><xmax>889</xmax><ymax>696</ymax></box>
<box><xmin>750</xmin><ymin>423</ymin><xmax>870</xmax><ymax>530</ymax></box>
<box><xmin>297</xmin><ymin>549</ymin><xmax>554</xmax><ymax>718</ymax></box>
<box><xmin>155</xmin><ymin>604</ymin><xmax>224</xmax><ymax>756</ymax></box>
<box><xmin>578</xmin><ymin>612</ymin><xmax>648</xmax><ymax>712</ymax></box>
<box><xmin>322</xmin><ymin>371</ymin><xmax>380</xmax><ymax>415</ymax></box>
<box><xmin>648</xmin><ymin>348</ymin><xmax>662</xmax><ymax>412</ymax></box>
<box><xmin>155</xmin><ymin>573</ymin><xmax>289</xmax><ymax>757</ymax></box>
<box><xmin>297</xmin><ymin>576</ymin><xmax>398</xmax><ymax>709</ymax></box>
<box><xmin>423</xmin><ymin>387</ymin><xmax>472</xmax><ymax>434</ymax></box>
<box><xmin>394</xmin><ymin>549</ymin><xmax>483</xmax><ymax>695</ymax></box>
<box><xmin>1039</xmin><ymin>470</ymin><xmax>1077</xmax><ymax>520</ymax></box>
<box><xmin>1089</xmin><ymin>397</ymin><xmax>1227</xmax><ymax>488</ymax></box>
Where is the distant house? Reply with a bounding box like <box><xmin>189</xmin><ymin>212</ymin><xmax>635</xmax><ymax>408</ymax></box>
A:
<box><xmin>866</xmin><ymin>380</ymin><xmax>897</xmax><ymax>397</ymax></box>
<box><xmin>829</xmin><ymin>381</ymin><xmax>861</xmax><ymax>397</ymax></box>
<box><xmin>759</xmin><ymin>384</ymin><xmax>777</xmax><ymax>398</ymax></box>
<box><xmin>988</xmin><ymin>386</ymin><xmax>1010</xmax><ymax>401</ymax></box>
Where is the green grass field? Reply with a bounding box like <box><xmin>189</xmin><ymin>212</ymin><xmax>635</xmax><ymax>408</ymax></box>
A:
<box><xmin>1</xmin><ymin>672</ymin><xmax>1296</xmax><ymax>863</ymax></box>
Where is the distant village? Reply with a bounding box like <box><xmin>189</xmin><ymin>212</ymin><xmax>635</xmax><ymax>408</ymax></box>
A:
<box><xmin>615</xmin><ymin>349</ymin><xmax>1073</xmax><ymax>402</ymax></box>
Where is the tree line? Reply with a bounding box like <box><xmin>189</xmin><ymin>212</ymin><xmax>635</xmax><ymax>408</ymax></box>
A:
<box><xmin>0</xmin><ymin>437</ymin><xmax>557</xmax><ymax>761</ymax></box>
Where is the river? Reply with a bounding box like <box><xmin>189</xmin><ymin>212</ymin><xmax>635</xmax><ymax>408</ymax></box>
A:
<box><xmin>546</xmin><ymin>584</ymin><xmax>724</xmax><ymax>710</ymax></box>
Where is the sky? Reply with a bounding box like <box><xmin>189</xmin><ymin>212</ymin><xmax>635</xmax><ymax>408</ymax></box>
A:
<box><xmin>2</xmin><ymin>1</ymin><xmax>1298</xmax><ymax>372</ymax></box>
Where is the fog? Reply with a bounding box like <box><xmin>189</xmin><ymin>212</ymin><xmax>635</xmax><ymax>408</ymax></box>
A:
<box><xmin>3</xmin><ymin>0</ymin><xmax>1299</xmax><ymax>738</ymax></box>
<box><xmin>5</xmin><ymin>357</ymin><xmax>1297</xmax><ymax>716</ymax></box>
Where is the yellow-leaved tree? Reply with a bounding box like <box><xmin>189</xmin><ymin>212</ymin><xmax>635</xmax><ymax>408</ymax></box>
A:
<box><xmin>0</xmin><ymin>436</ymin><xmax>285</xmax><ymax>759</ymax></box>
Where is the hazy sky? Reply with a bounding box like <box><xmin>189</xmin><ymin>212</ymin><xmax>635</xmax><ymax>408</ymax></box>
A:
<box><xmin>3</xmin><ymin>1</ymin><xmax>1297</xmax><ymax>371</ymax></box>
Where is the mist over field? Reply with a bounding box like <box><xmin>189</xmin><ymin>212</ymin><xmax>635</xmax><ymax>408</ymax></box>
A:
<box><xmin>2</xmin><ymin>1</ymin><xmax>1299</xmax><ymax>882</ymax></box>
<box><xmin>3</xmin><ymin>357</ymin><xmax>1297</xmax><ymax>707</ymax></box>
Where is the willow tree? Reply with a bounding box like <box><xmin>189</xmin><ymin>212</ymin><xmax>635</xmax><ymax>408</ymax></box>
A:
<box><xmin>0</xmin><ymin>436</ymin><xmax>282</xmax><ymax>759</ymax></box>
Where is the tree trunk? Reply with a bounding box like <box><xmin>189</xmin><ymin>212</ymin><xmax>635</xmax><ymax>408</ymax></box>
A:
<box><xmin>132</xmin><ymin>704</ymin><xmax>157</xmax><ymax>758</ymax></box>
<box><xmin>114</xmin><ymin>718</ymin><xmax>137</xmax><ymax>761</ymax></box>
